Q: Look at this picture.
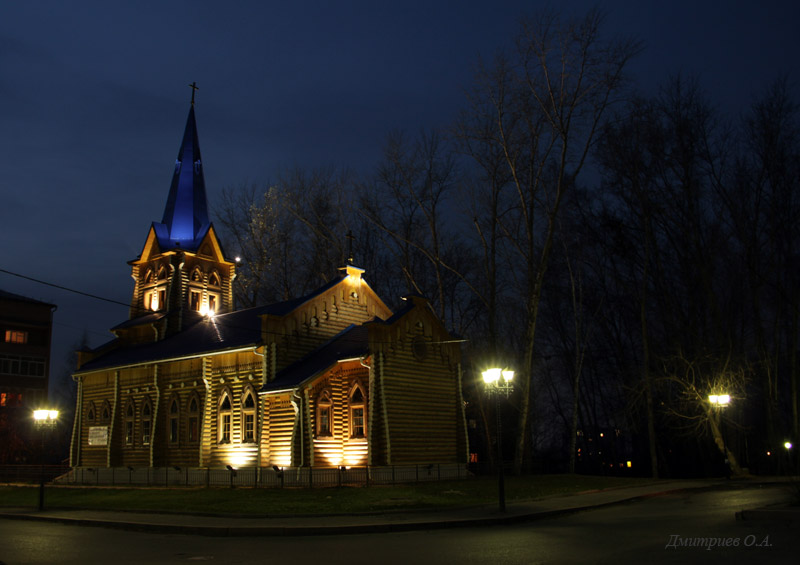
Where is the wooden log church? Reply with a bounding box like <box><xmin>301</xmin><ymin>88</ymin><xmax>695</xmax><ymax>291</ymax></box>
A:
<box><xmin>69</xmin><ymin>97</ymin><xmax>467</xmax><ymax>476</ymax></box>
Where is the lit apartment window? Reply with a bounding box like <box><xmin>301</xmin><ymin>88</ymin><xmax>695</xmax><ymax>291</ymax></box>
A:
<box><xmin>4</xmin><ymin>330</ymin><xmax>27</xmax><ymax>344</ymax></box>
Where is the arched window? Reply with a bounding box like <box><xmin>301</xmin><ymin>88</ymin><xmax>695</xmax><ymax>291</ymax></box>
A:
<box><xmin>218</xmin><ymin>390</ymin><xmax>232</xmax><ymax>443</ymax></box>
<box><xmin>209</xmin><ymin>272</ymin><xmax>221</xmax><ymax>287</ymax></box>
<box><xmin>242</xmin><ymin>387</ymin><xmax>257</xmax><ymax>443</ymax></box>
<box><xmin>191</xmin><ymin>268</ymin><xmax>203</xmax><ymax>282</ymax></box>
<box><xmin>187</xmin><ymin>394</ymin><xmax>201</xmax><ymax>443</ymax></box>
<box><xmin>316</xmin><ymin>390</ymin><xmax>332</xmax><ymax>437</ymax></box>
<box><xmin>86</xmin><ymin>402</ymin><xmax>96</xmax><ymax>424</ymax></box>
<box><xmin>349</xmin><ymin>385</ymin><xmax>366</xmax><ymax>438</ymax></box>
<box><xmin>144</xmin><ymin>269</ymin><xmax>154</xmax><ymax>284</ymax></box>
<box><xmin>125</xmin><ymin>399</ymin><xmax>135</xmax><ymax>446</ymax></box>
<box><xmin>169</xmin><ymin>396</ymin><xmax>180</xmax><ymax>444</ymax></box>
<box><xmin>141</xmin><ymin>397</ymin><xmax>152</xmax><ymax>445</ymax></box>
<box><xmin>101</xmin><ymin>400</ymin><xmax>111</xmax><ymax>423</ymax></box>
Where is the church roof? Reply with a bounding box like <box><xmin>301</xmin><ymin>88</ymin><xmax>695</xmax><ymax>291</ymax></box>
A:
<box><xmin>76</xmin><ymin>306</ymin><xmax>264</xmax><ymax>374</ymax></box>
<box><xmin>75</xmin><ymin>275</ymin><xmax>352</xmax><ymax>375</ymax></box>
<box><xmin>261</xmin><ymin>324</ymin><xmax>371</xmax><ymax>393</ymax></box>
<box><xmin>154</xmin><ymin>105</ymin><xmax>211</xmax><ymax>252</ymax></box>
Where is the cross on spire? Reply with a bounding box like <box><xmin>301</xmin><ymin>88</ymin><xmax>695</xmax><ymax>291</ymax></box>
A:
<box><xmin>189</xmin><ymin>81</ymin><xmax>199</xmax><ymax>105</ymax></box>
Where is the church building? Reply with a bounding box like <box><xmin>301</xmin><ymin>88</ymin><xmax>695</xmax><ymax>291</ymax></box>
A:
<box><xmin>69</xmin><ymin>98</ymin><xmax>467</xmax><ymax>476</ymax></box>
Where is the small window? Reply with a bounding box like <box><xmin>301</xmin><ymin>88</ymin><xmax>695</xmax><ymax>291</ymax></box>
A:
<box><xmin>101</xmin><ymin>401</ymin><xmax>111</xmax><ymax>422</ymax></box>
<box><xmin>4</xmin><ymin>330</ymin><xmax>27</xmax><ymax>344</ymax></box>
<box><xmin>242</xmin><ymin>389</ymin><xmax>256</xmax><ymax>443</ymax></box>
<box><xmin>208</xmin><ymin>294</ymin><xmax>218</xmax><ymax>314</ymax></box>
<box><xmin>219</xmin><ymin>393</ymin><xmax>232</xmax><ymax>443</ymax></box>
<box><xmin>316</xmin><ymin>390</ymin><xmax>332</xmax><ymax>437</ymax></box>
<box><xmin>142</xmin><ymin>399</ymin><xmax>152</xmax><ymax>445</ymax></box>
<box><xmin>188</xmin><ymin>396</ymin><xmax>200</xmax><ymax>443</ymax></box>
<box><xmin>190</xmin><ymin>290</ymin><xmax>201</xmax><ymax>311</ymax></box>
<box><xmin>350</xmin><ymin>386</ymin><xmax>366</xmax><ymax>438</ymax></box>
<box><xmin>87</xmin><ymin>403</ymin><xmax>96</xmax><ymax>423</ymax></box>
<box><xmin>125</xmin><ymin>401</ymin><xmax>135</xmax><ymax>445</ymax></box>
<box><xmin>209</xmin><ymin>272</ymin><xmax>221</xmax><ymax>287</ymax></box>
<box><xmin>191</xmin><ymin>268</ymin><xmax>202</xmax><ymax>282</ymax></box>
<box><xmin>169</xmin><ymin>398</ymin><xmax>180</xmax><ymax>444</ymax></box>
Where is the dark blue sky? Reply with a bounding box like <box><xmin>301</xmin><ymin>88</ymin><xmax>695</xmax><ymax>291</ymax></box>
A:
<box><xmin>1</xmin><ymin>0</ymin><xmax>798</xmax><ymax>386</ymax></box>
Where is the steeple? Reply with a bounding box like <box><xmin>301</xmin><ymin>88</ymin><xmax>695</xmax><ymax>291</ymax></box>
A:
<box><xmin>154</xmin><ymin>95</ymin><xmax>210</xmax><ymax>252</ymax></box>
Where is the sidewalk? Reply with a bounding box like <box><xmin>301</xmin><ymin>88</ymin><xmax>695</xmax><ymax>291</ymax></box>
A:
<box><xmin>0</xmin><ymin>479</ymin><xmax>793</xmax><ymax>536</ymax></box>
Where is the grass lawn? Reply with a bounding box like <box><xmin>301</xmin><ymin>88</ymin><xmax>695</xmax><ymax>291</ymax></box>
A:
<box><xmin>0</xmin><ymin>475</ymin><xmax>664</xmax><ymax>516</ymax></box>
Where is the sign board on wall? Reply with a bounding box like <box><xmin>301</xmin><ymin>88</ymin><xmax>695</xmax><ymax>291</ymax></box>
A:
<box><xmin>88</xmin><ymin>426</ymin><xmax>108</xmax><ymax>446</ymax></box>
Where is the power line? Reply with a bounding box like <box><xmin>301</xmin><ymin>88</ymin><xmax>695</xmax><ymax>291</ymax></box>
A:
<box><xmin>0</xmin><ymin>268</ymin><xmax>130</xmax><ymax>309</ymax></box>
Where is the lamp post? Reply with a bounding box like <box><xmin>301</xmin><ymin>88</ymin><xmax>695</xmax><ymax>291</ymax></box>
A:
<box><xmin>33</xmin><ymin>409</ymin><xmax>59</xmax><ymax>511</ymax></box>
<box><xmin>708</xmin><ymin>394</ymin><xmax>730</xmax><ymax>478</ymax></box>
<box><xmin>482</xmin><ymin>367</ymin><xmax>514</xmax><ymax>512</ymax></box>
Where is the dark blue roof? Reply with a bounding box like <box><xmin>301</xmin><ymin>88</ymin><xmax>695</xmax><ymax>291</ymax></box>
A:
<box><xmin>157</xmin><ymin>105</ymin><xmax>210</xmax><ymax>252</ymax></box>
<box><xmin>261</xmin><ymin>324</ymin><xmax>370</xmax><ymax>393</ymax></box>
<box><xmin>77</xmin><ymin>306</ymin><xmax>263</xmax><ymax>373</ymax></box>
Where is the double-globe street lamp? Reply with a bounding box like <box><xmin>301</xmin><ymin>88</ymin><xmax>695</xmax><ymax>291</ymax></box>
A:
<box><xmin>482</xmin><ymin>367</ymin><xmax>514</xmax><ymax>512</ymax></box>
<box><xmin>33</xmin><ymin>409</ymin><xmax>59</xmax><ymax>511</ymax></box>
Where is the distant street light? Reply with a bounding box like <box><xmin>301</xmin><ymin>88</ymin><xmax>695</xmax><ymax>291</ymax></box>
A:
<box><xmin>33</xmin><ymin>409</ymin><xmax>59</xmax><ymax>511</ymax></box>
<box><xmin>483</xmin><ymin>367</ymin><xmax>514</xmax><ymax>512</ymax></box>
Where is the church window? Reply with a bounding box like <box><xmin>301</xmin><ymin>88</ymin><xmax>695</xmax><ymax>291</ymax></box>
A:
<box><xmin>209</xmin><ymin>272</ymin><xmax>221</xmax><ymax>287</ymax></box>
<box><xmin>187</xmin><ymin>395</ymin><xmax>200</xmax><ymax>443</ymax></box>
<box><xmin>316</xmin><ymin>390</ymin><xmax>332</xmax><ymax>437</ymax></box>
<box><xmin>191</xmin><ymin>268</ymin><xmax>202</xmax><ymax>282</ymax></box>
<box><xmin>190</xmin><ymin>290</ymin><xmax>201</xmax><ymax>311</ymax></box>
<box><xmin>157</xmin><ymin>267</ymin><xmax>167</xmax><ymax>280</ymax></box>
<box><xmin>144</xmin><ymin>269</ymin><xmax>154</xmax><ymax>284</ymax></box>
<box><xmin>142</xmin><ymin>398</ymin><xmax>152</xmax><ymax>445</ymax></box>
<box><xmin>101</xmin><ymin>400</ymin><xmax>111</xmax><ymax>423</ymax></box>
<box><xmin>169</xmin><ymin>397</ymin><xmax>180</xmax><ymax>444</ymax></box>
<box><xmin>350</xmin><ymin>386</ymin><xmax>366</xmax><ymax>438</ymax></box>
<box><xmin>219</xmin><ymin>392</ymin><xmax>232</xmax><ymax>443</ymax></box>
<box><xmin>86</xmin><ymin>402</ymin><xmax>96</xmax><ymax>424</ymax></box>
<box><xmin>125</xmin><ymin>400</ymin><xmax>135</xmax><ymax>445</ymax></box>
<box><xmin>242</xmin><ymin>388</ymin><xmax>256</xmax><ymax>443</ymax></box>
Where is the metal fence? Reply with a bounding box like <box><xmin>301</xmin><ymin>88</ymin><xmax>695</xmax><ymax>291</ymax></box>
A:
<box><xmin>51</xmin><ymin>463</ymin><xmax>472</xmax><ymax>488</ymax></box>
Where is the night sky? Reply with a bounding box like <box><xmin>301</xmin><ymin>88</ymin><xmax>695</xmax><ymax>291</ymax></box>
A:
<box><xmin>1</xmin><ymin>1</ymin><xmax>798</xmax><ymax>388</ymax></box>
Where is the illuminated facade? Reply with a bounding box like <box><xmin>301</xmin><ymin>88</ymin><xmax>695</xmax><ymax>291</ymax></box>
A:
<box><xmin>69</xmin><ymin>102</ymin><xmax>467</xmax><ymax>471</ymax></box>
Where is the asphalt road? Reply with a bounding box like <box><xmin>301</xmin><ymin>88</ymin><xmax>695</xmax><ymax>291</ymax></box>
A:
<box><xmin>0</xmin><ymin>485</ymin><xmax>795</xmax><ymax>564</ymax></box>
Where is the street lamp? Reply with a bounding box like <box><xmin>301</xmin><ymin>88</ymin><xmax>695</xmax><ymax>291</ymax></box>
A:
<box><xmin>483</xmin><ymin>367</ymin><xmax>514</xmax><ymax>512</ymax></box>
<box><xmin>33</xmin><ymin>409</ymin><xmax>59</xmax><ymax>511</ymax></box>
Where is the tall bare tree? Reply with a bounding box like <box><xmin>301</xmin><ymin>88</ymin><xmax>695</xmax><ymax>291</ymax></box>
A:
<box><xmin>456</xmin><ymin>8</ymin><xmax>640</xmax><ymax>473</ymax></box>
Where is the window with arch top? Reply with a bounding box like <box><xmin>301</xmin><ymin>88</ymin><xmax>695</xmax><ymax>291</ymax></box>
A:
<box><xmin>349</xmin><ymin>385</ymin><xmax>366</xmax><ymax>438</ymax></box>
<box><xmin>218</xmin><ymin>391</ymin><xmax>232</xmax><ymax>443</ymax></box>
<box><xmin>242</xmin><ymin>388</ymin><xmax>257</xmax><ymax>443</ymax></box>
<box><xmin>316</xmin><ymin>390</ymin><xmax>332</xmax><ymax>437</ymax></box>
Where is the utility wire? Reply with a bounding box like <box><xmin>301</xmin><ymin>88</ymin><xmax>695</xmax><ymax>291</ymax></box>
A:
<box><xmin>0</xmin><ymin>267</ymin><xmax>466</xmax><ymax>346</ymax></box>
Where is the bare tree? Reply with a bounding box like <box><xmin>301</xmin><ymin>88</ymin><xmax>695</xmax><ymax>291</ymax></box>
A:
<box><xmin>456</xmin><ymin>8</ymin><xmax>640</xmax><ymax>473</ymax></box>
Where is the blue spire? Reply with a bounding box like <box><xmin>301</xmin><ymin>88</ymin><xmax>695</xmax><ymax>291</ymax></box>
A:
<box><xmin>156</xmin><ymin>104</ymin><xmax>210</xmax><ymax>251</ymax></box>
